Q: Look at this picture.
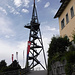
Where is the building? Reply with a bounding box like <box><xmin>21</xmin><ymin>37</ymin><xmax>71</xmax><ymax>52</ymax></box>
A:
<box><xmin>54</xmin><ymin>0</ymin><xmax>75</xmax><ymax>41</ymax></box>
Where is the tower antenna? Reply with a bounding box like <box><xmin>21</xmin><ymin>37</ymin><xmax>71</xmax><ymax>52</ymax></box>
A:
<box><xmin>24</xmin><ymin>0</ymin><xmax>47</xmax><ymax>70</ymax></box>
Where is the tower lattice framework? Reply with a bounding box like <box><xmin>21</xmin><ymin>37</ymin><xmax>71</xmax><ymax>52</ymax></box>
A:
<box><xmin>24</xmin><ymin>0</ymin><xmax>47</xmax><ymax>70</ymax></box>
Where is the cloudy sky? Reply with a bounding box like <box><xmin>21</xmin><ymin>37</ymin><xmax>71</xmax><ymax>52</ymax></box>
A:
<box><xmin>0</xmin><ymin>0</ymin><xmax>61</xmax><ymax>69</ymax></box>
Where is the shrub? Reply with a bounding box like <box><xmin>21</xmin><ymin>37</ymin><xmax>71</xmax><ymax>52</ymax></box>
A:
<box><xmin>65</xmin><ymin>63</ymin><xmax>73</xmax><ymax>75</ymax></box>
<box><xmin>65</xmin><ymin>51</ymin><xmax>75</xmax><ymax>64</ymax></box>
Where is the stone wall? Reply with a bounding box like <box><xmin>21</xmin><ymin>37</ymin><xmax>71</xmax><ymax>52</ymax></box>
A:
<box><xmin>49</xmin><ymin>61</ymin><xmax>75</xmax><ymax>75</ymax></box>
<box><xmin>49</xmin><ymin>61</ymin><xmax>66</xmax><ymax>75</ymax></box>
<box><xmin>72</xmin><ymin>66</ymin><xmax>75</xmax><ymax>75</ymax></box>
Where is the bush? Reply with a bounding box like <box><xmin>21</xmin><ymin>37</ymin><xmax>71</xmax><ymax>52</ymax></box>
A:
<box><xmin>65</xmin><ymin>63</ymin><xmax>73</xmax><ymax>75</ymax></box>
<box><xmin>0</xmin><ymin>60</ymin><xmax>21</xmax><ymax>72</ymax></box>
<box><xmin>65</xmin><ymin>51</ymin><xmax>75</xmax><ymax>64</ymax></box>
<box><xmin>48</xmin><ymin>36</ymin><xmax>71</xmax><ymax>58</ymax></box>
<box><xmin>69</xmin><ymin>45</ymin><xmax>75</xmax><ymax>51</ymax></box>
<box><xmin>0</xmin><ymin>60</ymin><xmax>7</xmax><ymax>72</ymax></box>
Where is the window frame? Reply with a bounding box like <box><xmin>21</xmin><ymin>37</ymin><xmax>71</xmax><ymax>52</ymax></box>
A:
<box><xmin>61</xmin><ymin>18</ymin><xmax>65</xmax><ymax>30</ymax></box>
<box><xmin>70</xmin><ymin>6</ymin><xmax>74</xmax><ymax>18</ymax></box>
<box><xmin>66</xmin><ymin>13</ymin><xmax>69</xmax><ymax>24</ymax></box>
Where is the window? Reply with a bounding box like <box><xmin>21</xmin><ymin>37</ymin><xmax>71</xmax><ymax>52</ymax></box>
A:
<box><xmin>61</xmin><ymin>18</ymin><xmax>65</xmax><ymax>29</ymax></box>
<box><xmin>66</xmin><ymin>13</ymin><xmax>69</xmax><ymax>24</ymax></box>
<box><xmin>70</xmin><ymin>6</ymin><xmax>74</xmax><ymax>18</ymax></box>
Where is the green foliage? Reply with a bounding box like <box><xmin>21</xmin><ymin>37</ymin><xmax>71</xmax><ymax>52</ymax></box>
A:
<box><xmin>0</xmin><ymin>60</ymin><xmax>7</xmax><ymax>72</ymax></box>
<box><xmin>72</xmin><ymin>31</ymin><xmax>75</xmax><ymax>43</ymax></box>
<box><xmin>50</xmin><ymin>52</ymin><xmax>66</xmax><ymax>64</ymax></box>
<box><xmin>48</xmin><ymin>36</ymin><xmax>71</xmax><ymax>59</ymax></box>
<box><xmin>0</xmin><ymin>60</ymin><xmax>21</xmax><ymax>72</ymax></box>
<box><xmin>47</xmin><ymin>58</ymin><xmax>51</xmax><ymax>75</ymax></box>
<box><xmin>65</xmin><ymin>51</ymin><xmax>75</xmax><ymax>75</ymax></box>
<box><xmin>7</xmin><ymin>60</ymin><xmax>21</xmax><ymax>71</ymax></box>
<box><xmin>65</xmin><ymin>51</ymin><xmax>75</xmax><ymax>64</ymax></box>
<box><xmin>65</xmin><ymin>63</ymin><xmax>73</xmax><ymax>75</ymax></box>
<box><xmin>0</xmin><ymin>60</ymin><xmax>7</xmax><ymax>69</ymax></box>
<box><xmin>69</xmin><ymin>45</ymin><xmax>75</xmax><ymax>51</ymax></box>
<box><xmin>47</xmin><ymin>36</ymin><xmax>72</xmax><ymax>75</ymax></box>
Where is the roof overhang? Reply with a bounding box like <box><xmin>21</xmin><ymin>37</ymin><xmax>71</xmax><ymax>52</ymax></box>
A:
<box><xmin>54</xmin><ymin>0</ymin><xmax>71</xmax><ymax>18</ymax></box>
<box><xmin>60</xmin><ymin>0</ymin><xmax>65</xmax><ymax>3</ymax></box>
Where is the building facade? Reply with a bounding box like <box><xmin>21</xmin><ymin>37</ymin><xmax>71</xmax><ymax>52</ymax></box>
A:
<box><xmin>54</xmin><ymin>0</ymin><xmax>75</xmax><ymax>41</ymax></box>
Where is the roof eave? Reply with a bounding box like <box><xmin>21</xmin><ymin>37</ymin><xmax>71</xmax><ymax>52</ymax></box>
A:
<box><xmin>54</xmin><ymin>0</ymin><xmax>71</xmax><ymax>18</ymax></box>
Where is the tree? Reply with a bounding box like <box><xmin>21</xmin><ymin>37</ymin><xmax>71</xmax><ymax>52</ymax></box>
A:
<box><xmin>7</xmin><ymin>60</ymin><xmax>21</xmax><ymax>71</ymax></box>
<box><xmin>0</xmin><ymin>60</ymin><xmax>7</xmax><ymax>72</ymax></box>
<box><xmin>48</xmin><ymin>36</ymin><xmax>71</xmax><ymax>58</ymax></box>
<box><xmin>0</xmin><ymin>60</ymin><xmax>21</xmax><ymax>72</ymax></box>
<box><xmin>47</xmin><ymin>36</ymin><xmax>71</xmax><ymax>75</ymax></box>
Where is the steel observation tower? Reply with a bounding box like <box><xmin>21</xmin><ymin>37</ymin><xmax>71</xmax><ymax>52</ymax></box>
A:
<box><xmin>24</xmin><ymin>0</ymin><xmax>47</xmax><ymax>70</ymax></box>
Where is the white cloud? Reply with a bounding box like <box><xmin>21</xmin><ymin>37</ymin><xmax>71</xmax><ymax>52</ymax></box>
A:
<box><xmin>44</xmin><ymin>2</ymin><xmax>50</xmax><ymax>8</ymax></box>
<box><xmin>0</xmin><ymin>40</ymin><xmax>16</xmax><ymax>65</ymax></box>
<box><xmin>45</xmin><ymin>26</ymin><xmax>56</xmax><ymax>31</ymax></box>
<box><xmin>41</xmin><ymin>21</ymin><xmax>59</xmax><ymax>44</ymax></box>
<box><xmin>35</xmin><ymin>35</ymin><xmax>51</xmax><ymax>69</ymax></box>
<box><xmin>37</xmin><ymin>0</ymin><xmax>40</xmax><ymax>2</ymax></box>
<box><xmin>0</xmin><ymin>16</ymin><xmax>14</xmax><ymax>35</ymax></box>
<box><xmin>7</xmin><ymin>5</ymin><xmax>20</xmax><ymax>15</ymax></box>
<box><xmin>16</xmin><ymin>41</ymin><xmax>27</xmax><ymax>68</ymax></box>
<box><xmin>42</xmin><ymin>36</ymin><xmax>49</xmax><ymax>56</ymax></box>
<box><xmin>17</xmin><ymin>41</ymin><xmax>27</xmax><ymax>51</ymax></box>
<box><xmin>5</xmin><ymin>35</ymin><xmax>10</xmax><ymax>39</ymax></box>
<box><xmin>0</xmin><ymin>39</ymin><xmax>27</xmax><ymax>67</ymax></box>
<box><xmin>13</xmin><ymin>0</ymin><xmax>30</xmax><ymax>8</ymax></box>
<box><xmin>22</xmin><ymin>9</ymin><xmax>29</xmax><ymax>13</ymax></box>
<box><xmin>51</xmin><ymin>9</ymin><xmax>58</xmax><ymax>15</ymax></box>
<box><xmin>0</xmin><ymin>34</ymin><xmax>49</xmax><ymax>69</ymax></box>
<box><xmin>0</xmin><ymin>7</ymin><xmax>7</xmax><ymax>15</ymax></box>
<box><xmin>14</xmin><ymin>0</ymin><xmax>22</xmax><ymax>7</ymax></box>
<box><xmin>41</xmin><ymin>22</ymin><xmax>56</xmax><ymax>31</ymax></box>
<box><xmin>23</xmin><ymin>0</ymin><xmax>30</xmax><ymax>8</ymax></box>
